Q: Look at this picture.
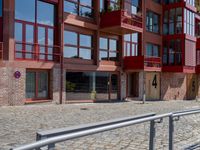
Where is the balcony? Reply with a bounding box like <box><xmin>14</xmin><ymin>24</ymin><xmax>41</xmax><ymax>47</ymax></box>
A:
<box><xmin>15</xmin><ymin>42</ymin><xmax>60</xmax><ymax>62</ymax></box>
<box><xmin>100</xmin><ymin>10</ymin><xmax>143</xmax><ymax>35</ymax></box>
<box><xmin>0</xmin><ymin>42</ymin><xmax>3</xmax><ymax>60</ymax></box>
<box><xmin>123</xmin><ymin>56</ymin><xmax>161</xmax><ymax>71</ymax></box>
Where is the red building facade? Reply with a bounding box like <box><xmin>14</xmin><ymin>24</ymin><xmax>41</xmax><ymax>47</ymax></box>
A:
<box><xmin>0</xmin><ymin>0</ymin><xmax>200</xmax><ymax>106</ymax></box>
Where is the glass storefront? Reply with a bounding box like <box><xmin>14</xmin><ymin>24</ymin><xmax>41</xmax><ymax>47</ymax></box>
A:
<box><xmin>66</xmin><ymin>72</ymin><xmax>119</xmax><ymax>101</ymax></box>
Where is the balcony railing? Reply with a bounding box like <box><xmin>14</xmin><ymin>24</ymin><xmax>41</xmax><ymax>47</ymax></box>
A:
<box><xmin>144</xmin><ymin>56</ymin><xmax>161</xmax><ymax>68</ymax></box>
<box><xmin>15</xmin><ymin>42</ymin><xmax>60</xmax><ymax>62</ymax></box>
<box><xmin>100</xmin><ymin>10</ymin><xmax>142</xmax><ymax>34</ymax></box>
<box><xmin>0</xmin><ymin>42</ymin><xmax>3</xmax><ymax>60</ymax></box>
<box><xmin>121</xmin><ymin>10</ymin><xmax>142</xmax><ymax>28</ymax></box>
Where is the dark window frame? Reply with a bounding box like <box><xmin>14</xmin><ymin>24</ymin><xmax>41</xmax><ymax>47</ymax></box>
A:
<box><xmin>99</xmin><ymin>36</ymin><xmax>119</xmax><ymax>61</ymax></box>
<box><xmin>14</xmin><ymin>0</ymin><xmax>57</xmax><ymax>61</ymax></box>
<box><xmin>64</xmin><ymin>0</ymin><xmax>94</xmax><ymax>18</ymax></box>
<box><xmin>64</xmin><ymin>30</ymin><xmax>93</xmax><ymax>60</ymax></box>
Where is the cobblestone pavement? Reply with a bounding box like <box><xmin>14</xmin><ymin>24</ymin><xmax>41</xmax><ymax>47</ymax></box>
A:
<box><xmin>1</xmin><ymin>100</ymin><xmax>200</xmax><ymax>150</ymax></box>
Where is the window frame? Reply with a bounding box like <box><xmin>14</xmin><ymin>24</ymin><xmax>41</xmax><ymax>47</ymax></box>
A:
<box><xmin>146</xmin><ymin>10</ymin><xmax>160</xmax><ymax>34</ymax></box>
<box><xmin>14</xmin><ymin>0</ymin><xmax>56</xmax><ymax>61</ymax></box>
<box><xmin>64</xmin><ymin>30</ymin><xmax>93</xmax><ymax>60</ymax></box>
<box><xmin>64</xmin><ymin>0</ymin><xmax>94</xmax><ymax>18</ymax></box>
<box><xmin>99</xmin><ymin>36</ymin><xmax>119</xmax><ymax>61</ymax></box>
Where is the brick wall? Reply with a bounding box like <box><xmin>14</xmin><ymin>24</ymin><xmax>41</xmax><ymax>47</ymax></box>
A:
<box><xmin>161</xmin><ymin>73</ymin><xmax>187</xmax><ymax>100</ymax></box>
<box><xmin>0</xmin><ymin>67</ymin><xmax>25</xmax><ymax>106</ymax></box>
<box><xmin>52</xmin><ymin>66</ymin><xmax>66</xmax><ymax>104</ymax></box>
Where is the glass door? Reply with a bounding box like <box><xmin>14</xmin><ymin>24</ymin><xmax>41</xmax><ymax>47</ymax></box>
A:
<box><xmin>26</xmin><ymin>72</ymin><xmax>36</xmax><ymax>98</ymax></box>
<box><xmin>38</xmin><ymin>72</ymin><xmax>49</xmax><ymax>98</ymax></box>
<box><xmin>26</xmin><ymin>70</ymin><xmax>49</xmax><ymax>100</ymax></box>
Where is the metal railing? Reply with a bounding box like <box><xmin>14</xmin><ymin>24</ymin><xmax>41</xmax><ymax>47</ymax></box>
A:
<box><xmin>15</xmin><ymin>42</ymin><xmax>60</xmax><ymax>62</ymax></box>
<box><xmin>11</xmin><ymin>108</ymin><xmax>200</xmax><ymax>150</ymax></box>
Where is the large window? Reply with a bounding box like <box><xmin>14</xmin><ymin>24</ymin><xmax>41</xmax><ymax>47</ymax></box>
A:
<box><xmin>64</xmin><ymin>30</ymin><xmax>93</xmax><ymax>60</ymax></box>
<box><xmin>14</xmin><ymin>0</ymin><xmax>56</xmax><ymax>60</ymax></box>
<box><xmin>0</xmin><ymin>0</ymin><xmax>2</xmax><ymax>17</ymax></box>
<box><xmin>99</xmin><ymin>37</ymin><xmax>119</xmax><ymax>61</ymax></box>
<box><xmin>124</xmin><ymin>33</ymin><xmax>138</xmax><ymax>56</ymax></box>
<box><xmin>66</xmin><ymin>72</ymin><xmax>118</xmax><ymax>100</ymax></box>
<box><xmin>26</xmin><ymin>70</ymin><xmax>49</xmax><ymax>99</ymax></box>
<box><xmin>146</xmin><ymin>43</ymin><xmax>159</xmax><ymax>57</ymax></box>
<box><xmin>163</xmin><ymin>8</ymin><xmax>183</xmax><ymax>35</ymax></box>
<box><xmin>64</xmin><ymin>0</ymin><xmax>93</xmax><ymax>18</ymax></box>
<box><xmin>184</xmin><ymin>9</ymin><xmax>195</xmax><ymax>36</ymax></box>
<box><xmin>163</xmin><ymin>39</ymin><xmax>182</xmax><ymax>65</ymax></box>
<box><xmin>146</xmin><ymin>11</ymin><xmax>160</xmax><ymax>33</ymax></box>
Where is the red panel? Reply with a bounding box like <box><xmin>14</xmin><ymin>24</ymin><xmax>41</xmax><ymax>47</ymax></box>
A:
<box><xmin>0</xmin><ymin>17</ymin><xmax>2</xmax><ymax>42</ymax></box>
<box><xmin>100</xmin><ymin>10</ymin><xmax>142</xmax><ymax>34</ymax></box>
<box><xmin>197</xmin><ymin>38</ymin><xmax>200</xmax><ymax>49</ymax></box>
<box><xmin>100</xmin><ymin>10</ymin><xmax>121</xmax><ymax>28</ymax></box>
<box><xmin>123</xmin><ymin>56</ymin><xmax>144</xmax><ymax>70</ymax></box>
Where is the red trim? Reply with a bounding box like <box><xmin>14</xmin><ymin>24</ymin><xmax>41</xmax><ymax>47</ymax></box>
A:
<box><xmin>100</xmin><ymin>10</ymin><xmax>143</xmax><ymax>34</ymax></box>
<box><xmin>123</xmin><ymin>56</ymin><xmax>161</xmax><ymax>71</ymax></box>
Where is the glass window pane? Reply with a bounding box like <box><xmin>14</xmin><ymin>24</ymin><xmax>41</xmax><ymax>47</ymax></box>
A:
<box><xmin>15</xmin><ymin>0</ymin><xmax>35</xmax><ymax>22</ymax></box>
<box><xmin>80</xmin><ymin>0</ymin><xmax>92</xmax><ymax>7</ymax></box>
<box><xmin>79</xmin><ymin>6</ymin><xmax>93</xmax><ymax>18</ymax></box>
<box><xmin>64</xmin><ymin>46</ymin><xmax>78</xmax><ymax>58</ymax></box>
<box><xmin>38</xmin><ymin>27</ymin><xmax>45</xmax><ymax>45</ymax></box>
<box><xmin>15</xmin><ymin>44</ymin><xmax>23</xmax><ymax>58</ymax></box>
<box><xmin>80</xmin><ymin>34</ymin><xmax>92</xmax><ymax>47</ymax></box>
<box><xmin>79</xmin><ymin>48</ymin><xmax>91</xmax><ymax>59</ymax></box>
<box><xmin>38</xmin><ymin>72</ymin><xmax>49</xmax><ymax>98</ymax></box>
<box><xmin>48</xmin><ymin>28</ymin><xmax>54</xmax><ymax>46</ymax></box>
<box><xmin>64</xmin><ymin>1</ymin><xmax>78</xmax><ymax>15</ymax></box>
<box><xmin>15</xmin><ymin>23</ymin><xmax>23</xmax><ymax>41</ymax></box>
<box><xmin>37</xmin><ymin>1</ymin><xmax>55</xmax><ymax>26</ymax></box>
<box><xmin>100</xmin><ymin>37</ymin><xmax>108</xmax><ymax>49</ymax></box>
<box><xmin>109</xmin><ymin>39</ymin><xmax>117</xmax><ymax>51</ymax></box>
<box><xmin>26</xmin><ymin>25</ymin><xmax>34</xmax><ymax>43</ymax></box>
<box><xmin>64</xmin><ymin>31</ymin><xmax>77</xmax><ymax>45</ymax></box>
<box><xmin>99</xmin><ymin>51</ymin><xmax>108</xmax><ymax>60</ymax></box>
<box><xmin>26</xmin><ymin>72</ymin><xmax>36</xmax><ymax>98</ymax></box>
<box><xmin>0</xmin><ymin>0</ymin><xmax>2</xmax><ymax>17</ymax></box>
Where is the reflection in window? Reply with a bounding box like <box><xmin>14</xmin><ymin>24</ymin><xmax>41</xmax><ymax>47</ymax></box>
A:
<box><xmin>164</xmin><ymin>8</ymin><xmax>183</xmax><ymax>35</ymax></box>
<box><xmin>37</xmin><ymin>1</ymin><xmax>55</xmax><ymax>26</ymax></box>
<box><xmin>146</xmin><ymin>43</ymin><xmax>159</xmax><ymax>57</ymax></box>
<box><xmin>163</xmin><ymin>39</ymin><xmax>182</xmax><ymax>65</ymax></box>
<box><xmin>0</xmin><ymin>0</ymin><xmax>2</xmax><ymax>17</ymax></box>
<box><xmin>146</xmin><ymin>11</ymin><xmax>160</xmax><ymax>33</ymax></box>
<box><xmin>124</xmin><ymin>33</ymin><xmax>138</xmax><ymax>56</ymax></box>
<box><xmin>64</xmin><ymin>30</ymin><xmax>93</xmax><ymax>60</ymax></box>
<box><xmin>14</xmin><ymin>0</ymin><xmax>56</xmax><ymax>61</ymax></box>
<box><xmin>99</xmin><ymin>37</ymin><xmax>118</xmax><ymax>61</ymax></box>
<box><xmin>15</xmin><ymin>0</ymin><xmax>35</xmax><ymax>22</ymax></box>
<box><xmin>64</xmin><ymin>0</ymin><xmax>93</xmax><ymax>18</ymax></box>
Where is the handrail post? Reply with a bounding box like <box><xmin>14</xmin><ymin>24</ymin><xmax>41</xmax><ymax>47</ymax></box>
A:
<box><xmin>149</xmin><ymin>120</ymin><xmax>156</xmax><ymax>150</ymax></box>
<box><xmin>169</xmin><ymin>115</ymin><xmax>174</xmax><ymax>150</ymax></box>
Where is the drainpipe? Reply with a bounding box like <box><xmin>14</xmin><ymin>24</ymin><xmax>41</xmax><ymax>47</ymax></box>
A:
<box><xmin>59</xmin><ymin>0</ymin><xmax>64</xmax><ymax>104</ymax></box>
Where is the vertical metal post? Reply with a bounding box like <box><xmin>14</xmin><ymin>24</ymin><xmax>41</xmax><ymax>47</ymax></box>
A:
<box><xmin>149</xmin><ymin>120</ymin><xmax>156</xmax><ymax>150</ymax></box>
<box><xmin>169</xmin><ymin>116</ymin><xmax>174</xmax><ymax>150</ymax></box>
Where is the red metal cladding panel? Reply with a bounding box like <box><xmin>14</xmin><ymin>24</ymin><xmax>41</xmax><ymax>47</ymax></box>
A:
<box><xmin>123</xmin><ymin>56</ymin><xmax>144</xmax><ymax>70</ymax></box>
<box><xmin>100</xmin><ymin>11</ymin><xmax>121</xmax><ymax>28</ymax></box>
<box><xmin>197</xmin><ymin>38</ymin><xmax>200</xmax><ymax>49</ymax></box>
<box><xmin>185</xmin><ymin>39</ymin><xmax>196</xmax><ymax>67</ymax></box>
<box><xmin>0</xmin><ymin>17</ymin><xmax>2</xmax><ymax>42</ymax></box>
